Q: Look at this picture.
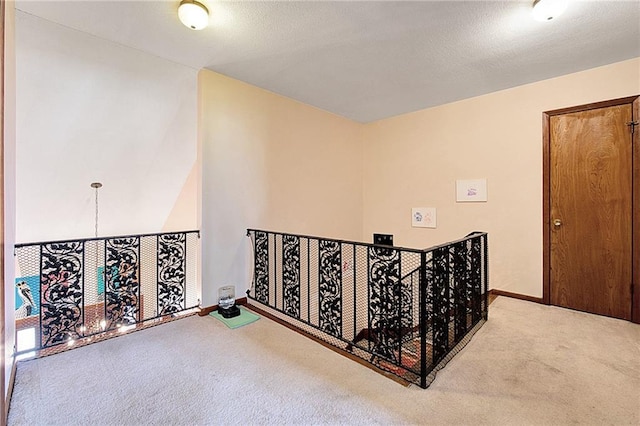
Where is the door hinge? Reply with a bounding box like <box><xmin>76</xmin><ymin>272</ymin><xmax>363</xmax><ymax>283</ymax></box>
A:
<box><xmin>627</xmin><ymin>121</ymin><xmax>639</xmax><ymax>133</ymax></box>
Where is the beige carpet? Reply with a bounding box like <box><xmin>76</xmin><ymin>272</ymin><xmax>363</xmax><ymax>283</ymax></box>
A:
<box><xmin>8</xmin><ymin>297</ymin><xmax>640</xmax><ymax>425</ymax></box>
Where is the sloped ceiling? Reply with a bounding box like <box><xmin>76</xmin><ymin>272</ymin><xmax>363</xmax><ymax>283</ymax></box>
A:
<box><xmin>15</xmin><ymin>0</ymin><xmax>640</xmax><ymax>122</ymax></box>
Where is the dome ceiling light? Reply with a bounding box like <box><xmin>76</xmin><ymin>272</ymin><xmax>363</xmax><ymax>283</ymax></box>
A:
<box><xmin>178</xmin><ymin>0</ymin><xmax>209</xmax><ymax>30</ymax></box>
<box><xmin>532</xmin><ymin>0</ymin><xmax>568</xmax><ymax>21</ymax></box>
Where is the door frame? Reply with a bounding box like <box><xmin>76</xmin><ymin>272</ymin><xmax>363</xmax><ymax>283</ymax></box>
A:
<box><xmin>1</xmin><ymin>0</ymin><xmax>6</xmax><ymax>423</ymax></box>
<box><xmin>542</xmin><ymin>95</ymin><xmax>640</xmax><ymax>324</ymax></box>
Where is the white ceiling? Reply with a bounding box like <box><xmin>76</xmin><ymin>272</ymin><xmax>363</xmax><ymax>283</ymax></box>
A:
<box><xmin>15</xmin><ymin>0</ymin><xmax>640</xmax><ymax>123</ymax></box>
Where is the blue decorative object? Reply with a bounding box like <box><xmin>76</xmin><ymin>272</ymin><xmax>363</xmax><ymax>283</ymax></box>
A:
<box><xmin>15</xmin><ymin>276</ymin><xmax>40</xmax><ymax>316</ymax></box>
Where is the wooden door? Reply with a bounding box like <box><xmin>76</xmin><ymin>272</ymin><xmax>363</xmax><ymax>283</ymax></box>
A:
<box><xmin>544</xmin><ymin>98</ymin><xmax>638</xmax><ymax>321</ymax></box>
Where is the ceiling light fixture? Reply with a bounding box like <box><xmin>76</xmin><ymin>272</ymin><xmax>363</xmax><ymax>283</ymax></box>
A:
<box><xmin>532</xmin><ymin>0</ymin><xmax>568</xmax><ymax>21</ymax></box>
<box><xmin>178</xmin><ymin>0</ymin><xmax>209</xmax><ymax>30</ymax></box>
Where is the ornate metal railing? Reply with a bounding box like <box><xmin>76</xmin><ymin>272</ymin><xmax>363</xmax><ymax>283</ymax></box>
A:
<box><xmin>246</xmin><ymin>229</ymin><xmax>488</xmax><ymax>388</ymax></box>
<box><xmin>14</xmin><ymin>230</ymin><xmax>200</xmax><ymax>356</ymax></box>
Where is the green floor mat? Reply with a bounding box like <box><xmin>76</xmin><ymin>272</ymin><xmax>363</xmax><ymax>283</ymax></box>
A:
<box><xmin>209</xmin><ymin>306</ymin><xmax>260</xmax><ymax>329</ymax></box>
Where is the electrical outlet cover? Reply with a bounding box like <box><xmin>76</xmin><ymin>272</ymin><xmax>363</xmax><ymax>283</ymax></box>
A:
<box><xmin>412</xmin><ymin>207</ymin><xmax>436</xmax><ymax>228</ymax></box>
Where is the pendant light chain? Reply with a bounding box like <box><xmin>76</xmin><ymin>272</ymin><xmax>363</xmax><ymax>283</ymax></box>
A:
<box><xmin>95</xmin><ymin>187</ymin><xmax>99</xmax><ymax>238</ymax></box>
<box><xmin>91</xmin><ymin>182</ymin><xmax>103</xmax><ymax>238</ymax></box>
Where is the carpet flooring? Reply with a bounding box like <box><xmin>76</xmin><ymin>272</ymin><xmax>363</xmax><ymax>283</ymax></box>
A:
<box><xmin>8</xmin><ymin>296</ymin><xmax>640</xmax><ymax>425</ymax></box>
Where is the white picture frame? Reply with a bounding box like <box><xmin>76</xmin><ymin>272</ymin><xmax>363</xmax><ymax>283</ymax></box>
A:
<box><xmin>456</xmin><ymin>179</ymin><xmax>487</xmax><ymax>202</ymax></box>
<box><xmin>412</xmin><ymin>207</ymin><xmax>436</xmax><ymax>228</ymax></box>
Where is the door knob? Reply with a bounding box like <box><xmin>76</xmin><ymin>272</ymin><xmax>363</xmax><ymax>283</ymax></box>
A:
<box><xmin>553</xmin><ymin>219</ymin><xmax>562</xmax><ymax>227</ymax></box>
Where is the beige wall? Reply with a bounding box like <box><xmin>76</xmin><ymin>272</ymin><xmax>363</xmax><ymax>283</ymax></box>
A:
<box><xmin>162</xmin><ymin>162</ymin><xmax>199</xmax><ymax>232</ymax></box>
<box><xmin>363</xmin><ymin>57</ymin><xmax>640</xmax><ymax>298</ymax></box>
<box><xmin>199</xmin><ymin>70</ymin><xmax>363</xmax><ymax>306</ymax></box>
<box><xmin>200</xmin><ymin>58</ymin><xmax>639</xmax><ymax>304</ymax></box>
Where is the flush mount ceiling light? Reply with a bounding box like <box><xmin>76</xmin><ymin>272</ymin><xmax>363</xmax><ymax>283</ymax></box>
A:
<box><xmin>532</xmin><ymin>0</ymin><xmax>568</xmax><ymax>21</ymax></box>
<box><xmin>178</xmin><ymin>0</ymin><xmax>209</xmax><ymax>30</ymax></box>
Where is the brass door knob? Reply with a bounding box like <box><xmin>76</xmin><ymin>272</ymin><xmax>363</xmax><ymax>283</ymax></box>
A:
<box><xmin>553</xmin><ymin>219</ymin><xmax>562</xmax><ymax>227</ymax></box>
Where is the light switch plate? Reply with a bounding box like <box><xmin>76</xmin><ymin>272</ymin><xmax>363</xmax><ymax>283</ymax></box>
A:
<box><xmin>412</xmin><ymin>207</ymin><xmax>436</xmax><ymax>228</ymax></box>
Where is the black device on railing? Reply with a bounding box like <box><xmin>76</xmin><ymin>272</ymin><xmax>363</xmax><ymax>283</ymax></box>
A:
<box><xmin>14</xmin><ymin>230</ymin><xmax>200</xmax><ymax>356</ymax></box>
<box><xmin>246</xmin><ymin>229</ymin><xmax>488</xmax><ymax>389</ymax></box>
<box><xmin>373</xmin><ymin>233</ymin><xmax>393</xmax><ymax>246</ymax></box>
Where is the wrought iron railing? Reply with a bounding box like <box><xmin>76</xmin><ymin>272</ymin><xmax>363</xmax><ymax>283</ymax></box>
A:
<box><xmin>14</xmin><ymin>230</ymin><xmax>200</xmax><ymax>356</ymax></box>
<box><xmin>246</xmin><ymin>229</ymin><xmax>488</xmax><ymax>388</ymax></box>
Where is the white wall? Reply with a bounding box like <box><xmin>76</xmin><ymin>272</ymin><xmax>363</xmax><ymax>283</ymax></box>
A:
<box><xmin>15</xmin><ymin>12</ymin><xmax>198</xmax><ymax>243</ymax></box>
<box><xmin>4</xmin><ymin>0</ymin><xmax>17</xmax><ymax>402</ymax></box>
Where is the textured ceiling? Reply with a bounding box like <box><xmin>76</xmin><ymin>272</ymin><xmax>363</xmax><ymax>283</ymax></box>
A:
<box><xmin>15</xmin><ymin>0</ymin><xmax>640</xmax><ymax>123</ymax></box>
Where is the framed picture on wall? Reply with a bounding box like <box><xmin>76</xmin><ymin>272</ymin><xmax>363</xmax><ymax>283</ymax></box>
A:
<box><xmin>456</xmin><ymin>179</ymin><xmax>487</xmax><ymax>202</ymax></box>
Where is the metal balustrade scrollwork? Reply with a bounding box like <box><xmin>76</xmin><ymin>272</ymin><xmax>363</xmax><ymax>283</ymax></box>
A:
<box><xmin>247</xmin><ymin>229</ymin><xmax>488</xmax><ymax>388</ymax></box>
<box><xmin>318</xmin><ymin>239</ymin><xmax>342</xmax><ymax>337</ymax></box>
<box><xmin>14</xmin><ymin>230</ymin><xmax>200</xmax><ymax>356</ymax></box>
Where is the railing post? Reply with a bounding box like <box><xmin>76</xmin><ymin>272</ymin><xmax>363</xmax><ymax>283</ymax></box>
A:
<box><xmin>367</xmin><ymin>246</ymin><xmax>371</xmax><ymax>354</ymax></box>
<box><xmin>470</xmin><ymin>236</ymin><xmax>482</xmax><ymax>324</ymax></box>
<box><xmin>81</xmin><ymin>241</ymin><xmax>86</xmax><ymax>337</ymax></box>
<box><xmin>419</xmin><ymin>250</ymin><xmax>427</xmax><ymax>389</ymax></box>
<box><xmin>182</xmin><ymin>232</ymin><xmax>187</xmax><ymax>311</ymax></box>
<box><xmin>274</xmin><ymin>234</ymin><xmax>277</xmax><ymax>310</ymax></box>
<box><xmin>156</xmin><ymin>234</ymin><xmax>160</xmax><ymax>318</ymax></box>
<box><xmin>307</xmin><ymin>237</ymin><xmax>311</xmax><ymax>324</ymax></box>
<box><xmin>38</xmin><ymin>244</ymin><xmax>43</xmax><ymax>350</ymax></box>
<box><xmin>137</xmin><ymin>236</ymin><xmax>141</xmax><ymax>322</ymax></box>
<box><xmin>483</xmin><ymin>234</ymin><xmax>489</xmax><ymax>320</ymax></box>
<box><xmin>352</xmin><ymin>243</ymin><xmax>356</xmax><ymax>348</ymax></box>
